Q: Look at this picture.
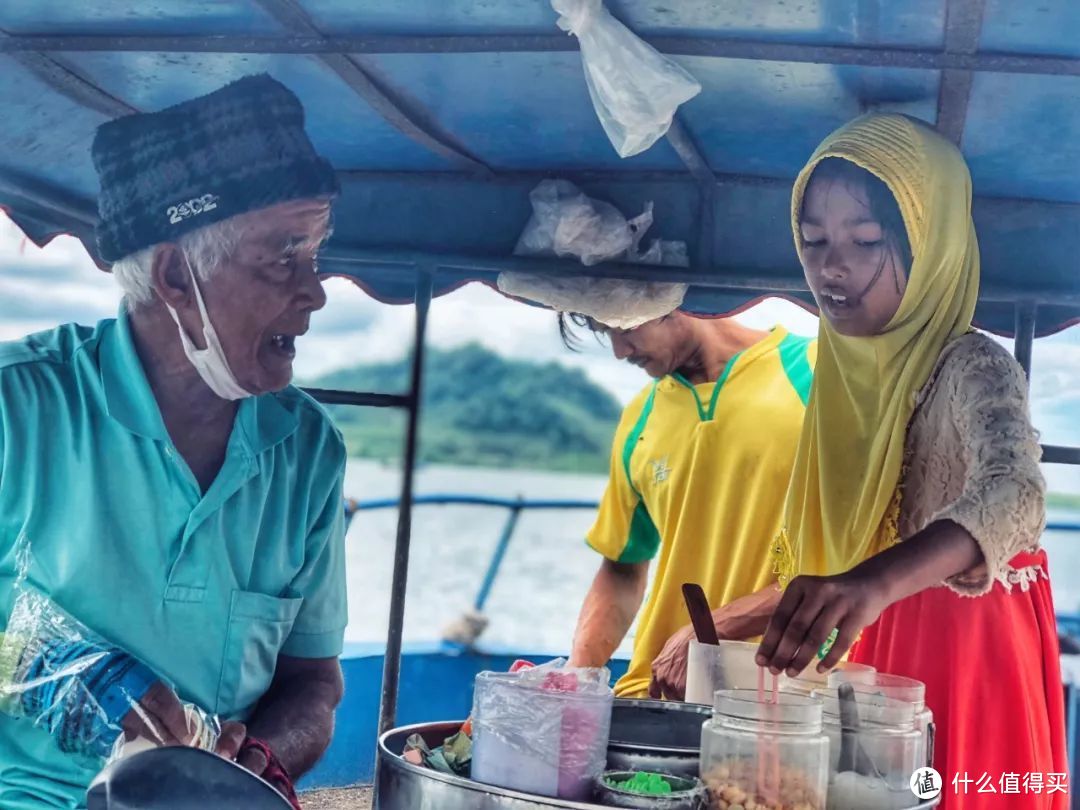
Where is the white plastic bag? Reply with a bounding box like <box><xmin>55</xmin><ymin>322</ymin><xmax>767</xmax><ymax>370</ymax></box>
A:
<box><xmin>553</xmin><ymin>0</ymin><xmax>701</xmax><ymax>157</ymax></box>
<box><xmin>514</xmin><ymin>179</ymin><xmax>649</xmax><ymax>266</ymax></box>
<box><xmin>513</xmin><ymin>179</ymin><xmax>687</xmax><ymax>268</ymax></box>
<box><xmin>505</xmin><ymin>180</ymin><xmax>689</xmax><ymax>328</ymax></box>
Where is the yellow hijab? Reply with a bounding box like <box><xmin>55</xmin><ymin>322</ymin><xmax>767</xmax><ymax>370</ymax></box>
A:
<box><xmin>774</xmin><ymin>113</ymin><xmax>980</xmax><ymax>584</ymax></box>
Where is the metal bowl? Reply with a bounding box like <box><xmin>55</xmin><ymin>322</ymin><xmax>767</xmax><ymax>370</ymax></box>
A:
<box><xmin>595</xmin><ymin>771</ymin><xmax>707</xmax><ymax>809</ymax></box>
<box><xmin>606</xmin><ymin>699</ymin><xmax>711</xmax><ymax>779</ymax></box>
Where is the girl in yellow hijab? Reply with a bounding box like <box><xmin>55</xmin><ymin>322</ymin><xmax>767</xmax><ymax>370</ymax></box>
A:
<box><xmin>756</xmin><ymin>114</ymin><xmax>1067</xmax><ymax>807</ymax></box>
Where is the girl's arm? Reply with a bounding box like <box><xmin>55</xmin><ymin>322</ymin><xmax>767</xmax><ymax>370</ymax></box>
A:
<box><xmin>926</xmin><ymin>336</ymin><xmax>1046</xmax><ymax>595</ymax></box>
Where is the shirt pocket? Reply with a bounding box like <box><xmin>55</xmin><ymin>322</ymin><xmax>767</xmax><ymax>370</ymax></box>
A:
<box><xmin>215</xmin><ymin>589</ymin><xmax>302</xmax><ymax>718</ymax></box>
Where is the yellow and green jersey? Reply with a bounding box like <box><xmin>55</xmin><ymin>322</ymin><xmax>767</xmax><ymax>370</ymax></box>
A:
<box><xmin>587</xmin><ymin>327</ymin><xmax>816</xmax><ymax>698</ymax></box>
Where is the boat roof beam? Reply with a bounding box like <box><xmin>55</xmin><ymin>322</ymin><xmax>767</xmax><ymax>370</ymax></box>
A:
<box><xmin>935</xmin><ymin>0</ymin><xmax>987</xmax><ymax>145</ymax></box>
<box><xmin>4</xmin><ymin>34</ymin><xmax>1080</xmax><ymax>78</ymax></box>
<box><xmin>0</xmin><ymin>31</ymin><xmax>138</xmax><ymax>119</ymax></box>
<box><xmin>319</xmin><ymin>245</ymin><xmax>1080</xmax><ymax>309</ymax></box>
<box><xmin>250</xmin><ymin>0</ymin><xmax>493</xmax><ymax>176</ymax></box>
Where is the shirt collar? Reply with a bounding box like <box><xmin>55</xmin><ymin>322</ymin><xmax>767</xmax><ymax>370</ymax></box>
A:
<box><xmin>101</xmin><ymin>308</ymin><xmax>299</xmax><ymax>452</ymax></box>
<box><xmin>239</xmin><ymin>389</ymin><xmax>300</xmax><ymax>454</ymax></box>
<box><xmin>100</xmin><ymin>307</ymin><xmax>170</xmax><ymax>441</ymax></box>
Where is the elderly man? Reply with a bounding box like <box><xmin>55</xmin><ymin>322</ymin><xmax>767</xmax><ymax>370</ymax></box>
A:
<box><xmin>0</xmin><ymin>75</ymin><xmax>346</xmax><ymax>808</ymax></box>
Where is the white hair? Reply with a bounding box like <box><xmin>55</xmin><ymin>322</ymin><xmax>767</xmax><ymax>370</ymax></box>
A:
<box><xmin>110</xmin><ymin>216</ymin><xmax>248</xmax><ymax>307</ymax></box>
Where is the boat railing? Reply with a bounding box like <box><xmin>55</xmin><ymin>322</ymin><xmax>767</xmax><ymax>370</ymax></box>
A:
<box><xmin>343</xmin><ymin>494</ymin><xmax>1080</xmax><ymax>642</ymax></box>
<box><xmin>345</xmin><ymin>493</ymin><xmax>598</xmax><ymax>646</ymax></box>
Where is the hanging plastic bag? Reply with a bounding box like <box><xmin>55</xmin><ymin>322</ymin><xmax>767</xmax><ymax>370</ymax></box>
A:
<box><xmin>553</xmin><ymin>0</ymin><xmax>701</xmax><ymax>157</ymax></box>
<box><xmin>0</xmin><ymin>538</ymin><xmax>220</xmax><ymax>762</ymax></box>
<box><xmin>513</xmin><ymin>179</ymin><xmax>688</xmax><ymax>268</ymax></box>
<box><xmin>513</xmin><ymin>179</ymin><xmax>644</xmax><ymax>266</ymax></box>
<box><xmin>504</xmin><ymin>180</ymin><xmax>688</xmax><ymax>328</ymax></box>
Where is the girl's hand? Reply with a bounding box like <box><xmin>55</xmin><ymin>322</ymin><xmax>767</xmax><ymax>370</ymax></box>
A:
<box><xmin>755</xmin><ymin>570</ymin><xmax>891</xmax><ymax>676</ymax></box>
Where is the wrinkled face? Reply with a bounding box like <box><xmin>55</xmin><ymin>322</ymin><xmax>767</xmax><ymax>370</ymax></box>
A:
<box><xmin>799</xmin><ymin>171</ymin><xmax>908</xmax><ymax>337</ymax></box>
<box><xmin>597</xmin><ymin>313</ymin><xmax>692</xmax><ymax>378</ymax></box>
<box><xmin>199</xmin><ymin>198</ymin><xmax>332</xmax><ymax>394</ymax></box>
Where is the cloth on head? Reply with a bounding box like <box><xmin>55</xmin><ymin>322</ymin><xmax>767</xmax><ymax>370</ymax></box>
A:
<box><xmin>92</xmin><ymin>73</ymin><xmax>338</xmax><ymax>262</ymax></box>
<box><xmin>773</xmin><ymin>113</ymin><xmax>979</xmax><ymax>584</ymax></box>
<box><xmin>497</xmin><ymin>273</ymin><xmax>686</xmax><ymax>330</ymax></box>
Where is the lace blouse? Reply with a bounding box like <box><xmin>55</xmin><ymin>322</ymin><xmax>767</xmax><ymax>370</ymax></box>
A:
<box><xmin>901</xmin><ymin>332</ymin><xmax>1047</xmax><ymax>597</ymax></box>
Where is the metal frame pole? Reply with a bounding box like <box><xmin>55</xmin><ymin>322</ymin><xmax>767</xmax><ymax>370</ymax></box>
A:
<box><xmin>1014</xmin><ymin>301</ymin><xmax>1037</xmax><ymax>379</ymax></box>
<box><xmin>376</xmin><ymin>269</ymin><xmax>434</xmax><ymax>738</ymax></box>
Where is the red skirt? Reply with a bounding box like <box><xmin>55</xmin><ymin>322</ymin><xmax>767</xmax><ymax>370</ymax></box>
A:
<box><xmin>850</xmin><ymin>550</ymin><xmax>1069</xmax><ymax>809</ymax></box>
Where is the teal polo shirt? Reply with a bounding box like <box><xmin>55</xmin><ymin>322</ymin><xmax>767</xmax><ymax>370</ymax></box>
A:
<box><xmin>0</xmin><ymin>310</ymin><xmax>348</xmax><ymax>809</ymax></box>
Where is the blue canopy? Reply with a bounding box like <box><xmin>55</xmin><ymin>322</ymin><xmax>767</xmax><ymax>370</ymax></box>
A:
<box><xmin>2</xmin><ymin>0</ymin><xmax>1079</xmax><ymax>335</ymax></box>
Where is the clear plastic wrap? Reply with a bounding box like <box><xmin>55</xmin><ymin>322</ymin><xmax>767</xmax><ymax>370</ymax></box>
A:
<box><xmin>513</xmin><ymin>179</ymin><xmax>652</xmax><ymax>266</ymax></box>
<box><xmin>552</xmin><ymin>0</ymin><xmax>701</xmax><ymax>157</ymax></box>
<box><xmin>470</xmin><ymin>658</ymin><xmax>613</xmax><ymax>801</ymax></box>
<box><xmin>0</xmin><ymin>539</ymin><xmax>220</xmax><ymax>762</ymax></box>
<box><xmin>504</xmin><ymin>179</ymin><xmax>688</xmax><ymax>329</ymax></box>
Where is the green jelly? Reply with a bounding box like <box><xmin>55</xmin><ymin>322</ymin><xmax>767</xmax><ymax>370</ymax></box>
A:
<box><xmin>605</xmin><ymin>771</ymin><xmax>674</xmax><ymax>795</ymax></box>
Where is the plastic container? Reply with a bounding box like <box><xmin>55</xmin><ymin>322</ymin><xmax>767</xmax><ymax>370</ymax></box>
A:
<box><xmin>700</xmin><ymin>689</ymin><xmax>829</xmax><ymax>810</ymax></box>
<box><xmin>471</xmin><ymin>668</ymin><xmax>614</xmax><ymax>801</ymax></box>
<box><xmin>686</xmin><ymin>640</ymin><xmax>874</xmax><ymax>704</ymax></box>
<box><xmin>782</xmin><ymin>661</ymin><xmax>878</xmax><ymax>697</ymax></box>
<box><xmin>813</xmin><ymin>688</ymin><xmax>925</xmax><ymax>810</ymax></box>
<box><xmin>829</xmin><ymin>672</ymin><xmax>934</xmax><ymax>768</ymax></box>
<box><xmin>686</xmin><ymin>640</ymin><xmax>784</xmax><ymax>704</ymax></box>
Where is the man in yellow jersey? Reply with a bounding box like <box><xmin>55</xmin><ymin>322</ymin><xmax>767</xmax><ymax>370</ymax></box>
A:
<box><xmin>563</xmin><ymin>309</ymin><xmax>815</xmax><ymax>699</ymax></box>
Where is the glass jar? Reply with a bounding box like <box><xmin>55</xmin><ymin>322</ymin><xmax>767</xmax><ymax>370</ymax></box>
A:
<box><xmin>813</xmin><ymin>688</ymin><xmax>925</xmax><ymax>810</ymax></box>
<box><xmin>829</xmin><ymin>672</ymin><xmax>934</xmax><ymax>768</ymax></box>
<box><xmin>700</xmin><ymin>689</ymin><xmax>829</xmax><ymax>810</ymax></box>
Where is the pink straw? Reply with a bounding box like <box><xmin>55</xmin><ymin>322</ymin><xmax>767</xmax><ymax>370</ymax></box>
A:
<box><xmin>770</xmin><ymin>672</ymin><xmax>780</xmax><ymax>797</ymax></box>
<box><xmin>756</xmin><ymin>666</ymin><xmax>765</xmax><ymax>799</ymax></box>
<box><xmin>754</xmin><ymin>667</ymin><xmax>783</xmax><ymax>805</ymax></box>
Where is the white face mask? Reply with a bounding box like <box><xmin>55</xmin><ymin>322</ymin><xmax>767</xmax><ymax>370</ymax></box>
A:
<box><xmin>165</xmin><ymin>256</ymin><xmax>254</xmax><ymax>400</ymax></box>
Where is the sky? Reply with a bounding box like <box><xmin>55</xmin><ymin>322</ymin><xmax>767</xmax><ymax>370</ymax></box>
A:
<box><xmin>3</xmin><ymin>211</ymin><xmax>1079</xmax><ymax>491</ymax></box>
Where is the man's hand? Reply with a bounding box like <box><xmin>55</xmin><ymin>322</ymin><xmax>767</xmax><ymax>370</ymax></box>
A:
<box><xmin>235</xmin><ymin>737</ymin><xmax>269</xmax><ymax>777</ymax></box>
<box><xmin>241</xmin><ymin>656</ymin><xmax>344</xmax><ymax>779</ymax></box>
<box><xmin>215</xmin><ymin>720</ymin><xmax>248</xmax><ymax>762</ymax></box>
<box><xmin>120</xmin><ymin>681</ymin><xmax>196</xmax><ymax>746</ymax></box>
<box><xmin>755</xmin><ymin>570</ymin><xmax>889</xmax><ymax>676</ymax></box>
<box><xmin>648</xmin><ymin>583</ymin><xmax>782</xmax><ymax>700</ymax></box>
<box><xmin>648</xmin><ymin>623</ymin><xmax>695</xmax><ymax>700</ymax></box>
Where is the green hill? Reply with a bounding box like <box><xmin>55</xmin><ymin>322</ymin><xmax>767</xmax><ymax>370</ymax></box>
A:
<box><xmin>307</xmin><ymin>344</ymin><xmax>624</xmax><ymax>472</ymax></box>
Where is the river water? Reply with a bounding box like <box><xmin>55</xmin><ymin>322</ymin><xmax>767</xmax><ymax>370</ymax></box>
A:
<box><xmin>341</xmin><ymin>460</ymin><xmax>1080</xmax><ymax>655</ymax></box>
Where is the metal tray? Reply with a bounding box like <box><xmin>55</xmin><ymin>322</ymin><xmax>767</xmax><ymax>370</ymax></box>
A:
<box><xmin>375</xmin><ymin>720</ymin><xmax>940</xmax><ymax>810</ymax></box>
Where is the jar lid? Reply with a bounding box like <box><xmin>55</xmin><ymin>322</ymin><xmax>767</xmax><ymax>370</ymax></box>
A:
<box><xmin>812</xmin><ymin>688</ymin><xmax>918</xmax><ymax>729</ymax></box>
<box><xmin>712</xmin><ymin>688</ymin><xmax>823</xmax><ymax>726</ymax></box>
<box><xmin>829</xmin><ymin>672</ymin><xmax>926</xmax><ymax>707</ymax></box>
